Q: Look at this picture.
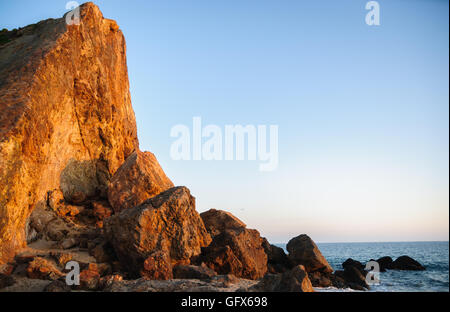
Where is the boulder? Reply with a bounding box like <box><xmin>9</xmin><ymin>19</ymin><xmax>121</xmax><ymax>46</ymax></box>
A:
<box><xmin>251</xmin><ymin>265</ymin><xmax>314</xmax><ymax>292</ymax></box>
<box><xmin>27</xmin><ymin>202</ymin><xmax>75</xmax><ymax>243</ymax></box>
<box><xmin>89</xmin><ymin>242</ymin><xmax>115</xmax><ymax>264</ymax></box>
<box><xmin>261</xmin><ymin>238</ymin><xmax>293</xmax><ymax>273</ymax></box>
<box><xmin>0</xmin><ymin>2</ymin><xmax>139</xmax><ymax>264</ymax></box>
<box><xmin>200</xmin><ymin>209</ymin><xmax>246</xmax><ymax>237</ymax></box>
<box><xmin>286</xmin><ymin>234</ymin><xmax>333</xmax><ymax>273</ymax></box>
<box><xmin>47</xmin><ymin>189</ymin><xmax>83</xmax><ymax>219</ymax></box>
<box><xmin>308</xmin><ymin>271</ymin><xmax>332</xmax><ymax>287</ymax></box>
<box><xmin>200</xmin><ymin>228</ymin><xmax>267</xmax><ymax>280</ymax></box>
<box><xmin>172</xmin><ymin>264</ymin><xmax>217</xmax><ymax>280</ymax></box>
<box><xmin>391</xmin><ymin>256</ymin><xmax>425</xmax><ymax>271</ymax></box>
<box><xmin>330</xmin><ymin>271</ymin><xmax>348</xmax><ymax>289</ymax></box>
<box><xmin>78</xmin><ymin>263</ymin><xmax>101</xmax><ymax>290</ymax></box>
<box><xmin>104</xmin><ymin>186</ymin><xmax>211</xmax><ymax>276</ymax></box>
<box><xmin>342</xmin><ymin>258</ymin><xmax>366</xmax><ymax>275</ymax></box>
<box><xmin>107</xmin><ymin>150</ymin><xmax>174</xmax><ymax>213</ymax></box>
<box><xmin>375</xmin><ymin>256</ymin><xmax>393</xmax><ymax>272</ymax></box>
<box><xmin>141</xmin><ymin>251</ymin><xmax>173</xmax><ymax>280</ymax></box>
<box><xmin>343</xmin><ymin>265</ymin><xmax>369</xmax><ymax>290</ymax></box>
<box><xmin>50</xmin><ymin>252</ymin><xmax>74</xmax><ymax>267</ymax></box>
<box><xmin>26</xmin><ymin>257</ymin><xmax>64</xmax><ymax>280</ymax></box>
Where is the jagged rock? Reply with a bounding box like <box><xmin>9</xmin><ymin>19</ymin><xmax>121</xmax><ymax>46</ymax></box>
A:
<box><xmin>0</xmin><ymin>263</ymin><xmax>14</xmax><ymax>276</ymax></box>
<box><xmin>343</xmin><ymin>265</ymin><xmax>369</xmax><ymax>290</ymax></box>
<box><xmin>173</xmin><ymin>264</ymin><xmax>217</xmax><ymax>280</ymax></box>
<box><xmin>26</xmin><ymin>201</ymin><xmax>81</xmax><ymax>245</ymax></box>
<box><xmin>250</xmin><ymin>265</ymin><xmax>314</xmax><ymax>292</ymax></box>
<box><xmin>200</xmin><ymin>228</ymin><xmax>267</xmax><ymax>280</ymax></box>
<box><xmin>141</xmin><ymin>251</ymin><xmax>173</xmax><ymax>280</ymax></box>
<box><xmin>261</xmin><ymin>238</ymin><xmax>293</xmax><ymax>273</ymax></box>
<box><xmin>99</xmin><ymin>274</ymin><xmax>123</xmax><ymax>290</ymax></box>
<box><xmin>342</xmin><ymin>258</ymin><xmax>366</xmax><ymax>275</ymax></box>
<box><xmin>200</xmin><ymin>209</ymin><xmax>246</xmax><ymax>238</ymax></box>
<box><xmin>77</xmin><ymin>263</ymin><xmax>101</xmax><ymax>290</ymax></box>
<box><xmin>105</xmin><ymin>186</ymin><xmax>211</xmax><ymax>276</ymax></box>
<box><xmin>50</xmin><ymin>252</ymin><xmax>74</xmax><ymax>267</ymax></box>
<box><xmin>391</xmin><ymin>256</ymin><xmax>425</xmax><ymax>271</ymax></box>
<box><xmin>330</xmin><ymin>271</ymin><xmax>348</xmax><ymax>288</ymax></box>
<box><xmin>107</xmin><ymin>150</ymin><xmax>174</xmax><ymax>213</ymax></box>
<box><xmin>308</xmin><ymin>271</ymin><xmax>332</xmax><ymax>287</ymax></box>
<box><xmin>91</xmin><ymin>200</ymin><xmax>112</xmax><ymax>227</ymax></box>
<box><xmin>26</xmin><ymin>257</ymin><xmax>64</xmax><ymax>280</ymax></box>
<box><xmin>0</xmin><ymin>273</ymin><xmax>15</xmax><ymax>289</ymax></box>
<box><xmin>48</xmin><ymin>189</ymin><xmax>83</xmax><ymax>219</ymax></box>
<box><xmin>0</xmin><ymin>2</ymin><xmax>139</xmax><ymax>264</ymax></box>
<box><xmin>286</xmin><ymin>234</ymin><xmax>333</xmax><ymax>273</ymax></box>
<box><xmin>375</xmin><ymin>256</ymin><xmax>393</xmax><ymax>272</ymax></box>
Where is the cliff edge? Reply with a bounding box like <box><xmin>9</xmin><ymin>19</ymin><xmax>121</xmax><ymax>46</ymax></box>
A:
<box><xmin>0</xmin><ymin>2</ymin><xmax>139</xmax><ymax>264</ymax></box>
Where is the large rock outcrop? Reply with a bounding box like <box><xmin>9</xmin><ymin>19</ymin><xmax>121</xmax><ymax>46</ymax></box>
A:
<box><xmin>199</xmin><ymin>228</ymin><xmax>268</xmax><ymax>280</ymax></box>
<box><xmin>200</xmin><ymin>209</ymin><xmax>246</xmax><ymax>238</ymax></box>
<box><xmin>286</xmin><ymin>234</ymin><xmax>333</xmax><ymax>273</ymax></box>
<box><xmin>390</xmin><ymin>256</ymin><xmax>425</xmax><ymax>271</ymax></box>
<box><xmin>107</xmin><ymin>150</ymin><xmax>174</xmax><ymax>213</ymax></box>
<box><xmin>104</xmin><ymin>186</ymin><xmax>212</xmax><ymax>277</ymax></box>
<box><xmin>0</xmin><ymin>3</ymin><xmax>139</xmax><ymax>264</ymax></box>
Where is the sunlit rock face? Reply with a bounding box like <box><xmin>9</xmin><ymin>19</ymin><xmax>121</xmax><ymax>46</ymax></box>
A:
<box><xmin>0</xmin><ymin>3</ymin><xmax>139</xmax><ymax>264</ymax></box>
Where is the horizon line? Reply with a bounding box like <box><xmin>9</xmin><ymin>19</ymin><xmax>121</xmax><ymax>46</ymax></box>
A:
<box><xmin>272</xmin><ymin>240</ymin><xmax>450</xmax><ymax>245</ymax></box>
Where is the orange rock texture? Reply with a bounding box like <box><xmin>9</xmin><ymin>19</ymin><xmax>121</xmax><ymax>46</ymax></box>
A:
<box><xmin>108</xmin><ymin>150</ymin><xmax>174</xmax><ymax>213</ymax></box>
<box><xmin>0</xmin><ymin>3</ymin><xmax>139</xmax><ymax>264</ymax></box>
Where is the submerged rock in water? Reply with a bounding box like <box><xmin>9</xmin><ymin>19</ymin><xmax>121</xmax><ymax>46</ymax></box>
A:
<box><xmin>374</xmin><ymin>256</ymin><xmax>393</xmax><ymax>272</ymax></box>
<box><xmin>390</xmin><ymin>256</ymin><xmax>425</xmax><ymax>271</ymax></box>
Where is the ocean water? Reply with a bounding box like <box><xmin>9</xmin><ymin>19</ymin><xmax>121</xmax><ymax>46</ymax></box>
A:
<box><xmin>276</xmin><ymin>241</ymin><xmax>449</xmax><ymax>292</ymax></box>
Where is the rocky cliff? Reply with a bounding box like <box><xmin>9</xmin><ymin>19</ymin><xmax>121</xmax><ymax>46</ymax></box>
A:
<box><xmin>0</xmin><ymin>3</ymin><xmax>425</xmax><ymax>293</ymax></box>
<box><xmin>0</xmin><ymin>3</ymin><xmax>138</xmax><ymax>264</ymax></box>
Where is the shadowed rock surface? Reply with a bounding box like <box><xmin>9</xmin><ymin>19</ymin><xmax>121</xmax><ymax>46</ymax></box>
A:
<box><xmin>390</xmin><ymin>256</ymin><xmax>425</xmax><ymax>271</ymax></box>
<box><xmin>250</xmin><ymin>265</ymin><xmax>314</xmax><ymax>292</ymax></box>
<box><xmin>199</xmin><ymin>228</ymin><xmax>267</xmax><ymax>280</ymax></box>
<box><xmin>286</xmin><ymin>234</ymin><xmax>333</xmax><ymax>273</ymax></box>
<box><xmin>375</xmin><ymin>256</ymin><xmax>393</xmax><ymax>272</ymax></box>
<box><xmin>261</xmin><ymin>237</ymin><xmax>293</xmax><ymax>274</ymax></box>
<box><xmin>172</xmin><ymin>264</ymin><xmax>217</xmax><ymax>280</ymax></box>
<box><xmin>200</xmin><ymin>209</ymin><xmax>246</xmax><ymax>238</ymax></box>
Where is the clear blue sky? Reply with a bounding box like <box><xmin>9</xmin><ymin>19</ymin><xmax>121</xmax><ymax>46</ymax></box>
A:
<box><xmin>1</xmin><ymin>0</ymin><xmax>448</xmax><ymax>243</ymax></box>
